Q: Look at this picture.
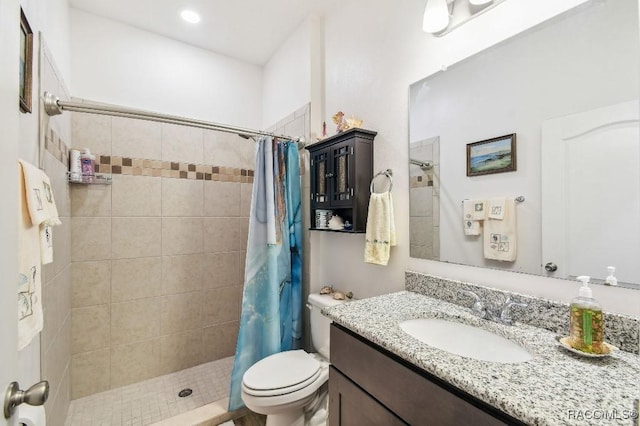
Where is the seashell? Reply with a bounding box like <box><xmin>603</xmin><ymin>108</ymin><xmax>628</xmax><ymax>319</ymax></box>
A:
<box><xmin>345</xmin><ymin>291</ymin><xmax>354</xmax><ymax>300</ymax></box>
<box><xmin>333</xmin><ymin>291</ymin><xmax>345</xmax><ymax>300</ymax></box>
<box><xmin>320</xmin><ymin>286</ymin><xmax>333</xmax><ymax>295</ymax></box>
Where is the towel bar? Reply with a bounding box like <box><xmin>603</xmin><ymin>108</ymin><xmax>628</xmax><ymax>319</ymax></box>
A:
<box><xmin>461</xmin><ymin>196</ymin><xmax>525</xmax><ymax>204</ymax></box>
<box><xmin>370</xmin><ymin>169</ymin><xmax>393</xmax><ymax>193</ymax></box>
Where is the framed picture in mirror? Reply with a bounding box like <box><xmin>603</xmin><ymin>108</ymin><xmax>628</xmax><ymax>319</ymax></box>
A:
<box><xmin>19</xmin><ymin>8</ymin><xmax>33</xmax><ymax>113</ymax></box>
<box><xmin>466</xmin><ymin>133</ymin><xmax>516</xmax><ymax>176</ymax></box>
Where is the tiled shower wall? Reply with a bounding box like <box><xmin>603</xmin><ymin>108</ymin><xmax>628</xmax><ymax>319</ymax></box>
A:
<box><xmin>40</xmin><ymin>41</ymin><xmax>72</xmax><ymax>426</ymax></box>
<box><xmin>69</xmin><ymin>108</ymin><xmax>255</xmax><ymax>398</ymax></box>
<box><xmin>409</xmin><ymin>137</ymin><xmax>440</xmax><ymax>260</ymax></box>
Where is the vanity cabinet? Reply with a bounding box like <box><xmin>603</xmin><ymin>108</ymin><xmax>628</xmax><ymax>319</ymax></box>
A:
<box><xmin>329</xmin><ymin>324</ymin><xmax>523</xmax><ymax>426</ymax></box>
<box><xmin>306</xmin><ymin>128</ymin><xmax>375</xmax><ymax>233</ymax></box>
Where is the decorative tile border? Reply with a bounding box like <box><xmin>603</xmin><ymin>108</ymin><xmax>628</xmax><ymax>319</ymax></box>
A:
<box><xmin>44</xmin><ymin>128</ymin><xmax>254</xmax><ymax>183</ymax></box>
<box><xmin>410</xmin><ymin>175</ymin><xmax>433</xmax><ymax>188</ymax></box>
<box><xmin>94</xmin><ymin>155</ymin><xmax>254</xmax><ymax>183</ymax></box>
<box><xmin>45</xmin><ymin>128</ymin><xmax>70</xmax><ymax>168</ymax></box>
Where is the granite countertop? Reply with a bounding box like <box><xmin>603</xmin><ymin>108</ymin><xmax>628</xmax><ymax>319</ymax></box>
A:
<box><xmin>324</xmin><ymin>291</ymin><xmax>640</xmax><ymax>426</ymax></box>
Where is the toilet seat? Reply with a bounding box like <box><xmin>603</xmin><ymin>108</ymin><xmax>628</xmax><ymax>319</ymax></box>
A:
<box><xmin>243</xmin><ymin>350</ymin><xmax>321</xmax><ymax>397</ymax></box>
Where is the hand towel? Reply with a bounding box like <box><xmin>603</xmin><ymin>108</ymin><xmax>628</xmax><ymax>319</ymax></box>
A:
<box><xmin>19</xmin><ymin>160</ymin><xmax>61</xmax><ymax>264</ymax></box>
<box><xmin>487</xmin><ymin>197</ymin><xmax>506</xmax><ymax>220</ymax></box>
<box><xmin>18</xmin><ymin>165</ymin><xmax>43</xmax><ymax>350</ymax></box>
<box><xmin>463</xmin><ymin>199</ymin><xmax>485</xmax><ymax>236</ymax></box>
<box><xmin>364</xmin><ymin>192</ymin><xmax>396</xmax><ymax>266</ymax></box>
<box><xmin>483</xmin><ymin>198</ymin><xmax>517</xmax><ymax>261</ymax></box>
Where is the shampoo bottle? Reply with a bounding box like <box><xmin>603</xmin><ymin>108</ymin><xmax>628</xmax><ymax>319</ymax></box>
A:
<box><xmin>569</xmin><ymin>276</ymin><xmax>605</xmax><ymax>354</ymax></box>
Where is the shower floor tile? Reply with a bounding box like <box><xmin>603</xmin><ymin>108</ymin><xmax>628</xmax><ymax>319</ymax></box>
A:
<box><xmin>65</xmin><ymin>357</ymin><xmax>234</xmax><ymax>426</ymax></box>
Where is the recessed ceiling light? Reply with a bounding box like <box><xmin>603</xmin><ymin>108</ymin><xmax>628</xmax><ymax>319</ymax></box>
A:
<box><xmin>181</xmin><ymin>10</ymin><xmax>201</xmax><ymax>24</ymax></box>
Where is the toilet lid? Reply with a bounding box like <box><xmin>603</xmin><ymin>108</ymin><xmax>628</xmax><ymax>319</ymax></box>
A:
<box><xmin>243</xmin><ymin>350</ymin><xmax>321</xmax><ymax>392</ymax></box>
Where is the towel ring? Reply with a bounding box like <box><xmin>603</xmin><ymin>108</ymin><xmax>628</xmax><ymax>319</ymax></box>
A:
<box><xmin>370</xmin><ymin>169</ymin><xmax>393</xmax><ymax>193</ymax></box>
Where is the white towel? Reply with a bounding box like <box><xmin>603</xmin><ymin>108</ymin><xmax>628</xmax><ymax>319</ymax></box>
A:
<box><xmin>364</xmin><ymin>192</ymin><xmax>396</xmax><ymax>266</ymax></box>
<box><xmin>17</xmin><ymin>165</ymin><xmax>43</xmax><ymax>350</ymax></box>
<box><xmin>483</xmin><ymin>198</ymin><xmax>517</xmax><ymax>261</ymax></box>
<box><xmin>463</xmin><ymin>199</ymin><xmax>485</xmax><ymax>236</ymax></box>
<box><xmin>487</xmin><ymin>197</ymin><xmax>506</xmax><ymax>220</ymax></box>
<box><xmin>18</xmin><ymin>160</ymin><xmax>61</xmax><ymax>265</ymax></box>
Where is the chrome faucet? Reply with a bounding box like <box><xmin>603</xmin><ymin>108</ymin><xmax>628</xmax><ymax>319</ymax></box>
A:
<box><xmin>461</xmin><ymin>291</ymin><xmax>527</xmax><ymax>326</ymax></box>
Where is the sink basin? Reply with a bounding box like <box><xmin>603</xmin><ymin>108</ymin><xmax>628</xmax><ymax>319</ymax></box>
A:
<box><xmin>399</xmin><ymin>318</ymin><xmax>532</xmax><ymax>363</ymax></box>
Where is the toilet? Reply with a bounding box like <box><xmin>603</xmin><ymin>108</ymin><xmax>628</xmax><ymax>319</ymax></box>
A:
<box><xmin>241</xmin><ymin>293</ymin><xmax>345</xmax><ymax>426</ymax></box>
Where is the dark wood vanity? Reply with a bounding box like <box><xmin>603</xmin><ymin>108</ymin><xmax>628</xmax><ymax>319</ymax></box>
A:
<box><xmin>328</xmin><ymin>324</ymin><xmax>524</xmax><ymax>426</ymax></box>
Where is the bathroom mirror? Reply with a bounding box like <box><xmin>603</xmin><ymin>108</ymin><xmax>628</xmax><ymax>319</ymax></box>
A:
<box><xmin>409</xmin><ymin>0</ymin><xmax>640</xmax><ymax>289</ymax></box>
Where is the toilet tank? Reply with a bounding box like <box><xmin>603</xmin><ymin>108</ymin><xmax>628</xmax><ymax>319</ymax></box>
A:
<box><xmin>307</xmin><ymin>293</ymin><xmax>346</xmax><ymax>360</ymax></box>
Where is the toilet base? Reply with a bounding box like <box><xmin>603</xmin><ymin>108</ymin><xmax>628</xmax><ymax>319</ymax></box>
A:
<box><xmin>265</xmin><ymin>409</ymin><xmax>305</xmax><ymax>426</ymax></box>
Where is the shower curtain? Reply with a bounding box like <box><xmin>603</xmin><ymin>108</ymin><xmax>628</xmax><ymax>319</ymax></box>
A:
<box><xmin>228</xmin><ymin>137</ymin><xmax>303</xmax><ymax>411</ymax></box>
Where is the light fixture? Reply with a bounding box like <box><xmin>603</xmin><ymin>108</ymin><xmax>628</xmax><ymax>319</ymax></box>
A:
<box><xmin>422</xmin><ymin>0</ymin><xmax>450</xmax><ymax>34</ymax></box>
<box><xmin>469</xmin><ymin>0</ymin><xmax>493</xmax><ymax>5</ymax></box>
<box><xmin>180</xmin><ymin>10</ymin><xmax>201</xmax><ymax>24</ymax></box>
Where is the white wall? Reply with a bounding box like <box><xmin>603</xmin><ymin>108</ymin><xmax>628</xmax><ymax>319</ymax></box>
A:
<box><xmin>263</xmin><ymin>17</ymin><xmax>312</xmax><ymax>128</ymax></box>
<box><xmin>312</xmin><ymin>0</ymin><xmax>640</xmax><ymax>316</ymax></box>
<box><xmin>70</xmin><ymin>8</ymin><xmax>263</xmax><ymax>129</ymax></box>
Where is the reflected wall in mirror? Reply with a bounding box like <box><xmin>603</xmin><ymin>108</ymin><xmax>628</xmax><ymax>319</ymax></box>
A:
<box><xmin>409</xmin><ymin>0</ymin><xmax>640</xmax><ymax>289</ymax></box>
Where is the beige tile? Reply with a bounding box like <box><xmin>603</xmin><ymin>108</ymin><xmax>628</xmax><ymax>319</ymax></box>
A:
<box><xmin>112</xmin><ymin>217</ymin><xmax>162</xmax><ymax>259</ymax></box>
<box><xmin>160</xmin><ymin>329</ymin><xmax>203</xmax><ymax>374</ymax></box>
<box><xmin>70</xmin><ymin>184</ymin><xmax>111</xmax><ymax>217</ymax></box>
<box><xmin>162</xmin><ymin>292</ymin><xmax>202</xmax><ymax>335</ymax></box>
<box><xmin>45</xmin><ymin>361</ymin><xmax>70</xmax><ymax>426</ymax></box>
<box><xmin>202</xmin><ymin>252</ymin><xmax>241</xmax><ymax>289</ymax></box>
<box><xmin>110</xmin><ymin>338</ymin><xmax>162</xmax><ymax>388</ymax></box>
<box><xmin>204</xmin><ymin>181</ymin><xmax>240</xmax><ymax>217</ymax></box>
<box><xmin>161</xmin><ymin>178</ymin><xmax>203</xmax><ymax>217</ymax></box>
<box><xmin>111</xmin><ymin>257</ymin><xmax>162</xmax><ymax>302</ymax></box>
<box><xmin>72</xmin><ymin>261</ymin><xmax>111</xmax><ymax>307</ymax></box>
<box><xmin>203</xmin><ymin>322</ymin><xmax>238</xmax><ymax>362</ymax></box>
<box><xmin>240</xmin><ymin>183</ymin><xmax>253</xmax><ymax>217</ymax></box>
<box><xmin>161</xmin><ymin>123</ymin><xmax>204</xmax><ymax>164</ymax></box>
<box><xmin>202</xmin><ymin>287</ymin><xmax>242</xmax><ymax>327</ymax></box>
<box><xmin>239</xmin><ymin>218</ymin><xmax>248</xmax><ymax>251</ymax></box>
<box><xmin>42</xmin><ymin>314</ymin><xmax>71</xmax><ymax>402</ymax></box>
<box><xmin>72</xmin><ymin>112</ymin><xmax>112</xmax><ymax>155</ymax></box>
<box><xmin>161</xmin><ymin>218</ymin><xmax>203</xmax><ymax>255</ymax></box>
<box><xmin>111</xmin><ymin>297</ymin><xmax>163</xmax><ymax>345</ymax></box>
<box><xmin>43</xmin><ymin>217</ymin><xmax>71</xmax><ymax>284</ymax></box>
<box><xmin>203</xmin><ymin>130</ymin><xmax>255</xmax><ymax>170</ymax></box>
<box><xmin>162</xmin><ymin>254</ymin><xmax>203</xmax><ymax>295</ymax></box>
<box><xmin>112</xmin><ymin>174</ymin><xmax>161</xmax><ymax>217</ymax></box>
<box><xmin>71</xmin><ymin>217</ymin><xmax>111</xmax><ymax>262</ymax></box>
<box><xmin>72</xmin><ymin>305</ymin><xmax>110</xmax><ymax>354</ymax></box>
<box><xmin>71</xmin><ymin>348</ymin><xmax>110</xmax><ymax>399</ymax></box>
<box><xmin>203</xmin><ymin>218</ymin><xmax>241</xmax><ymax>252</ymax></box>
<box><xmin>112</xmin><ymin>117</ymin><xmax>162</xmax><ymax>160</ymax></box>
<box><xmin>41</xmin><ymin>277</ymin><xmax>60</xmax><ymax>353</ymax></box>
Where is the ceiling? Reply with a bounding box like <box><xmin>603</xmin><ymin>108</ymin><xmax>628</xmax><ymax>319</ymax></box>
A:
<box><xmin>69</xmin><ymin>0</ymin><xmax>338</xmax><ymax>65</ymax></box>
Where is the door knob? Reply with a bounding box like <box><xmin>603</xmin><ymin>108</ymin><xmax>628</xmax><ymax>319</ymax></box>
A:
<box><xmin>544</xmin><ymin>262</ymin><xmax>558</xmax><ymax>272</ymax></box>
<box><xmin>3</xmin><ymin>380</ymin><xmax>49</xmax><ymax>419</ymax></box>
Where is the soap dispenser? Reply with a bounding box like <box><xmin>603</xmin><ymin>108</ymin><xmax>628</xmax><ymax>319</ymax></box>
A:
<box><xmin>605</xmin><ymin>266</ymin><xmax>618</xmax><ymax>286</ymax></box>
<box><xmin>569</xmin><ymin>276</ymin><xmax>605</xmax><ymax>354</ymax></box>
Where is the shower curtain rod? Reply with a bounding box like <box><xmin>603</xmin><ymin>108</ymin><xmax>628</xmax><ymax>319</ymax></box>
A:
<box><xmin>43</xmin><ymin>91</ymin><xmax>305</xmax><ymax>146</ymax></box>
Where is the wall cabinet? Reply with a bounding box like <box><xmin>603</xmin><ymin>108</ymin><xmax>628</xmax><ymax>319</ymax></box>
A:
<box><xmin>306</xmin><ymin>128</ymin><xmax>375</xmax><ymax>233</ymax></box>
<box><xmin>329</xmin><ymin>324</ymin><xmax>524</xmax><ymax>426</ymax></box>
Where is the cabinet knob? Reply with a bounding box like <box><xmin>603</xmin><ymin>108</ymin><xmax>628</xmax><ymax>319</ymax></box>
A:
<box><xmin>544</xmin><ymin>262</ymin><xmax>558</xmax><ymax>272</ymax></box>
<box><xmin>325</xmin><ymin>172</ymin><xmax>334</xmax><ymax>178</ymax></box>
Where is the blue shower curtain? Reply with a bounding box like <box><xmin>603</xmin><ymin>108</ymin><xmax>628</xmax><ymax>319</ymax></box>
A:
<box><xmin>228</xmin><ymin>137</ymin><xmax>302</xmax><ymax>411</ymax></box>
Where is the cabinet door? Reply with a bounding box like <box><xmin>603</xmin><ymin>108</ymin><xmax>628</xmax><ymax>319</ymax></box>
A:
<box><xmin>310</xmin><ymin>148</ymin><xmax>331</xmax><ymax>209</ymax></box>
<box><xmin>330</xmin><ymin>141</ymin><xmax>356</xmax><ymax>208</ymax></box>
<box><xmin>329</xmin><ymin>366</ymin><xmax>407</xmax><ymax>426</ymax></box>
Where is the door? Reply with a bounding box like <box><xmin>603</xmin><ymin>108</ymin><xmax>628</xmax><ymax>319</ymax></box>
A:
<box><xmin>541</xmin><ymin>100</ymin><xmax>640</xmax><ymax>284</ymax></box>
<box><xmin>329</xmin><ymin>141</ymin><xmax>355</xmax><ymax>208</ymax></box>
<box><xmin>0</xmin><ymin>0</ymin><xmax>21</xmax><ymax>424</ymax></box>
<box><xmin>310</xmin><ymin>147</ymin><xmax>331</xmax><ymax>209</ymax></box>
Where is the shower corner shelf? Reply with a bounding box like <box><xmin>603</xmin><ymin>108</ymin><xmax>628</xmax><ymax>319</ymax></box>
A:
<box><xmin>67</xmin><ymin>172</ymin><xmax>112</xmax><ymax>185</ymax></box>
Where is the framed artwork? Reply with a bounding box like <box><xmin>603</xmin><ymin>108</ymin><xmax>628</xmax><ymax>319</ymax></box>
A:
<box><xmin>19</xmin><ymin>8</ymin><xmax>33</xmax><ymax>113</ymax></box>
<box><xmin>466</xmin><ymin>133</ymin><xmax>516</xmax><ymax>176</ymax></box>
